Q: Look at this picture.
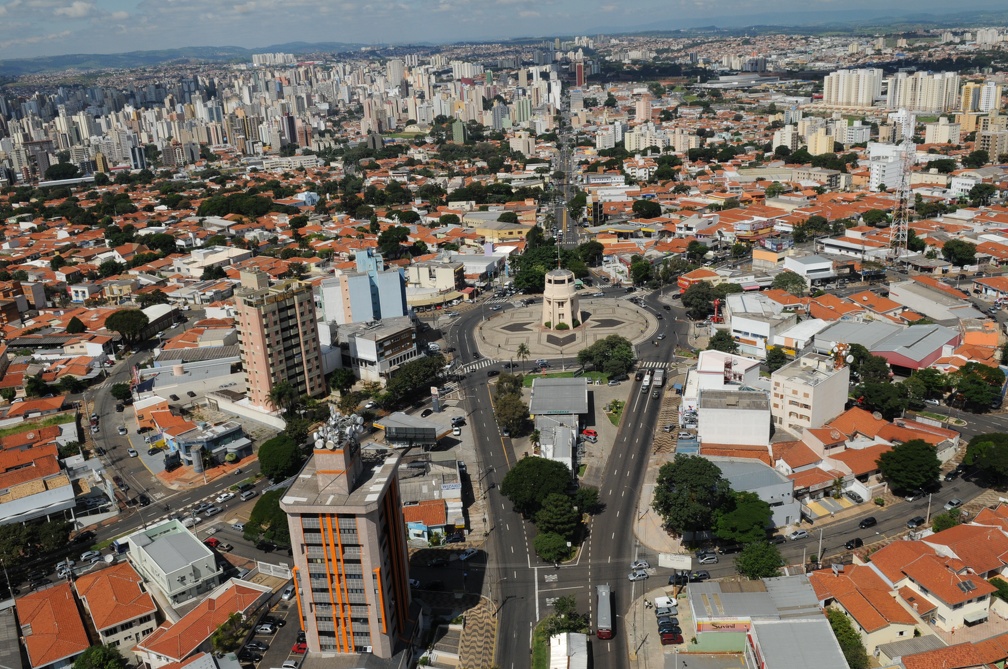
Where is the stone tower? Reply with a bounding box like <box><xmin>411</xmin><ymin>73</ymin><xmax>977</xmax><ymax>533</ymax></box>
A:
<box><xmin>541</xmin><ymin>268</ymin><xmax>580</xmax><ymax>329</ymax></box>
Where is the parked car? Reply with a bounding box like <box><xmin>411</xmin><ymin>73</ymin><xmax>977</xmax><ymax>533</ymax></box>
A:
<box><xmin>137</xmin><ymin>494</ymin><xmax>150</xmax><ymax>507</ymax></box>
<box><xmin>655</xmin><ymin>606</ymin><xmax>677</xmax><ymax>617</ymax></box>
<box><xmin>169</xmin><ymin>394</ymin><xmax>180</xmax><ymax>401</ymax></box>
<box><xmin>627</xmin><ymin>569</ymin><xmax>649</xmax><ymax>582</ymax></box>
<box><xmin>281</xmin><ymin>585</ymin><xmax>296</xmax><ymax>600</ymax></box>
<box><xmin>859</xmin><ymin>516</ymin><xmax>878</xmax><ymax>529</ymax></box>
<box><xmin>844</xmin><ymin>490</ymin><xmax>864</xmax><ymax>504</ymax></box>
<box><xmin>80</xmin><ymin>550</ymin><xmax>101</xmax><ymax>562</ymax></box>
<box><xmin>117</xmin><ymin>426</ymin><xmax>128</xmax><ymax>435</ymax></box>
<box><xmin>787</xmin><ymin>529</ymin><xmax>809</xmax><ymax>541</ymax></box>
<box><xmin>147</xmin><ymin>447</ymin><xmax>160</xmax><ymax>456</ymax></box>
<box><xmin>445</xmin><ymin>533</ymin><xmax>465</xmax><ymax>544</ymax></box>
<box><xmin>904</xmin><ymin>489</ymin><xmax>925</xmax><ymax>502</ymax></box>
<box><xmin>245</xmin><ymin>641</ymin><xmax>268</xmax><ymax>652</ymax></box>
<box><xmin>660</xmin><ymin>632</ymin><xmax>684</xmax><ymax>645</ymax></box>
<box><xmin>254</xmin><ymin>623</ymin><xmax>277</xmax><ymax>635</ymax></box>
<box><xmin>845</xmin><ymin>537</ymin><xmax>864</xmax><ymax>550</ymax></box>
<box><xmin>291</xmin><ymin>642</ymin><xmax>307</xmax><ymax>654</ymax></box>
<box><xmin>203</xmin><ymin>505</ymin><xmax>223</xmax><ymax>516</ymax></box>
<box><xmin>697</xmin><ymin>552</ymin><xmax>718</xmax><ymax>565</ymax></box>
<box><xmin>631</xmin><ymin>560</ymin><xmax>650</xmax><ymax>570</ymax></box>
<box><xmin>907</xmin><ymin>516</ymin><xmax>926</xmax><ymax>529</ymax></box>
<box><xmin>944</xmin><ymin>498</ymin><xmax>963</xmax><ymax>511</ymax></box>
<box><xmin>421</xmin><ymin>408</ymin><xmax>434</xmax><ymax>418</ymax></box>
<box><xmin>689</xmin><ymin>570</ymin><xmax>711</xmax><ymax>582</ymax></box>
<box><xmin>717</xmin><ymin>544</ymin><xmax>742</xmax><ymax>555</ymax></box>
<box><xmin>194</xmin><ymin>502</ymin><xmax>212</xmax><ymax>513</ymax></box>
<box><xmin>216</xmin><ymin>492</ymin><xmax>235</xmax><ymax>503</ymax></box>
<box><xmin>459</xmin><ymin>548</ymin><xmax>478</xmax><ymax>561</ymax></box>
<box><xmin>187</xmin><ymin>390</ymin><xmax>197</xmax><ymax>398</ymax></box>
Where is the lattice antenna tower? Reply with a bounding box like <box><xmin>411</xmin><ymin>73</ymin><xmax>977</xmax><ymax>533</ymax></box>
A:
<box><xmin>888</xmin><ymin>139</ymin><xmax>915</xmax><ymax>265</ymax></box>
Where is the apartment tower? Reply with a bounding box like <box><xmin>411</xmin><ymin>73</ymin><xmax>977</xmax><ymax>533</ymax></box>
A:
<box><xmin>281</xmin><ymin>412</ymin><xmax>411</xmax><ymax>657</ymax></box>
<box><xmin>235</xmin><ymin>269</ymin><xmax>325</xmax><ymax>410</ymax></box>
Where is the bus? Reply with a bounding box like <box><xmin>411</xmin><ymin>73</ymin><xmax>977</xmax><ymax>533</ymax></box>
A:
<box><xmin>641</xmin><ymin>372</ymin><xmax>652</xmax><ymax>390</ymax></box>
<box><xmin>596</xmin><ymin>584</ymin><xmax>614</xmax><ymax>639</ymax></box>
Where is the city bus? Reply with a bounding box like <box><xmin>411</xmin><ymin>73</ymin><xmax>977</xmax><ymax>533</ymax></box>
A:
<box><xmin>596</xmin><ymin>584</ymin><xmax>614</xmax><ymax>639</ymax></box>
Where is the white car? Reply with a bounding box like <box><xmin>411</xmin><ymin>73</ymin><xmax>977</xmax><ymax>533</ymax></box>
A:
<box><xmin>944</xmin><ymin>498</ymin><xmax>963</xmax><ymax>511</ymax></box>
<box><xmin>127</xmin><ymin>448</ymin><xmax>138</xmax><ymax>458</ymax></box>
<box><xmin>787</xmin><ymin>529</ymin><xmax>810</xmax><ymax>541</ymax></box>
<box><xmin>628</xmin><ymin>569</ymin><xmax>649</xmax><ymax>582</ymax></box>
<box><xmin>631</xmin><ymin>560</ymin><xmax>650</xmax><ymax>570</ymax></box>
<box><xmin>117</xmin><ymin>426</ymin><xmax>127</xmax><ymax>435</ymax></box>
<box><xmin>216</xmin><ymin>492</ymin><xmax>235</xmax><ymax>503</ymax></box>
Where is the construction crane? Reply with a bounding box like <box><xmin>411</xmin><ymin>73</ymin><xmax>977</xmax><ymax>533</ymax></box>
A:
<box><xmin>888</xmin><ymin>138</ymin><xmax>915</xmax><ymax>266</ymax></box>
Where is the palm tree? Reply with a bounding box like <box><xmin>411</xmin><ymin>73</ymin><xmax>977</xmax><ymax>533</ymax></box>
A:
<box><xmin>268</xmin><ymin>380</ymin><xmax>300</xmax><ymax>416</ymax></box>
<box><xmin>516</xmin><ymin>343</ymin><xmax>530</xmax><ymax>372</ymax></box>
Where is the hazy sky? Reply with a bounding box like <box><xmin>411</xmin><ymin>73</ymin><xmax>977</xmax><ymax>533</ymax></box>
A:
<box><xmin>0</xmin><ymin>0</ymin><xmax>997</xmax><ymax>60</ymax></box>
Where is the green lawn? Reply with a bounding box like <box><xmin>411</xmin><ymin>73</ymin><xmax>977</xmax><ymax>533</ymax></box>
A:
<box><xmin>0</xmin><ymin>412</ymin><xmax>75</xmax><ymax>438</ymax></box>
<box><xmin>606</xmin><ymin>399</ymin><xmax>625</xmax><ymax>426</ymax></box>
<box><xmin>531</xmin><ymin>621</ymin><xmax>550</xmax><ymax>669</ymax></box>
<box><xmin>522</xmin><ymin>370</ymin><xmax>607</xmax><ymax>387</ymax></box>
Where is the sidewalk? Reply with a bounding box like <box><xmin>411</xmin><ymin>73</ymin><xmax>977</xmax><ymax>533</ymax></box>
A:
<box><xmin>458</xmin><ymin>596</ymin><xmax>497</xmax><ymax>669</ymax></box>
<box><xmin>634</xmin><ymin>455</ymin><xmax>683</xmax><ymax>555</ymax></box>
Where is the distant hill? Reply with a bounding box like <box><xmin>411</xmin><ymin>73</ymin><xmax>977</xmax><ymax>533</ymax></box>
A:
<box><xmin>0</xmin><ymin>42</ymin><xmax>363</xmax><ymax>77</ymax></box>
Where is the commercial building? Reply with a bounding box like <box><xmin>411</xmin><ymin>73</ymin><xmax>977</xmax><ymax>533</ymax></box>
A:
<box><xmin>868</xmin><ymin>142</ymin><xmax>913</xmax><ymax>192</ymax></box>
<box><xmin>710</xmin><ymin>457</ymin><xmax>801</xmax><ymax>527</ymax></box>
<box><xmin>328</xmin><ymin>317</ymin><xmax>419</xmax><ymax>384</ymax></box>
<box><xmin>126</xmin><ymin>520</ymin><xmax>225</xmax><ymax>606</ymax></box>
<box><xmin>724</xmin><ymin>292</ymin><xmax>799</xmax><ymax>359</ymax></box>
<box><xmin>281</xmin><ymin>412</ymin><xmax>412</xmax><ymax>658</ymax></box>
<box><xmin>318</xmin><ymin>249</ymin><xmax>408</xmax><ymax>325</ymax></box>
<box><xmin>698</xmin><ymin>389</ymin><xmax>771</xmax><ymax>448</ymax></box>
<box><xmin>770</xmin><ymin>354</ymin><xmax>850</xmax><ymax>434</ymax></box>
<box><xmin>405</xmin><ymin>258</ymin><xmax>466</xmax><ymax>308</ymax></box>
<box><xmin>235</xmin><ymin>270</ymin><xmax>325</xmax><ymax>410</ymax></box>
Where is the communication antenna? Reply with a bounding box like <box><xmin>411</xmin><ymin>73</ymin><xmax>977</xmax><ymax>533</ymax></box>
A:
<box><xmin>888</xmin><ymin>138</ymin><xmax>915</xmax><ymax>267</ymax></box>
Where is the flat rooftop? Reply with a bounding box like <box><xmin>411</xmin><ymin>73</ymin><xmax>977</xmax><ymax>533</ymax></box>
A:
<box><xmin>529</xmin><ymin>377</ymin><xmax>589</xmax><ymax>415</ymax></box>
<box><xmin>698</xmin><ymin>389</ymin><xmax>769</xmax><ymax>411</ymax></box>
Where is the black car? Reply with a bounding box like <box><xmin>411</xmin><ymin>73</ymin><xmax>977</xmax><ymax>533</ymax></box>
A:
<box><xmin>445</xmin><ymin>533</ymin><xmax>465</xmax><ymax>544</ymax></box>
<box><xmin>845</xmin><ymin>537</ymin><xmax>864</xmax><ymax>550</ymax></box>
<box><xmin>656</xmin><ymin>616</ymin><xmax>680</xmax><ymax>627</ymax></box>
<box><xmin>147</xmin><ymin>447</ymin><xmax>160</xmax><ymax>456</ymax></box>
<box><xmin>767</xmin><ymin>534</ymin><xmax>786</xmax><ymax>545</ymax></box>
<box><xmin>115</xmin><ymin>403</ymin><xmax>125</xmax><ymax>412</ymax></box>
<box><xmin>186</xmin><ymin>390</ymin><xmax>197</xmax><ymax>398</ymax></box>
<box><xmin>858</xmin><ymin>516</ymin><xmax>878</xmax><ymax>529</ymax></box>
<box><xmin>487</xmin><ymin>370</ymin><xmax>500</xmax><ymax>377</ymax></box>
<box><xmin>472</xmin><ymin>352</ymin><xmax>481</xmax><ymax>359</ymax></box>
<box><xmin>256</xmin><ymin>541</ymin><xmax>276</xmax><ymax>553</ymax></box>
<box><xmin>262</xmin><ymin>616</ymin><xmax>286</xmax><ymax>627</ymax></box>
<box><xmin>635</xmin><ymin>371</ymin><xmax>645</xmax><ymax>381</ymax></box>
<box><xmin>717</xmin><ymin>543</ymin><xmax>742</xmax><ymax>555</ymax></box>
<box><xmin>656</xmin><ymin>314</ymin><xmax>664</xmax><ymax>320</ymax></box>
<box><xmin>421</xmin><ymin>409</ymin><xmax>434</xmax><ymax>418</ymax></box>
<box><xmin>137</xmin><ymin>494</ymin><xmax>150</xmax><ymax>507</ymax></box>
<box><xmin>663</xmin><ymin>305</ymin><xmax>671</xmax><ymax>310</ymax></box>
<box><xmin>238</xmin><ymin>650</ymin><xmax>262</xmax><ymax>663</ymax></box>
<box><xmin>29</xmin><ymin>578</ymin><xmax>50</xmax><ymax>591</ymax></box>
<box><xmin>245</xmin><ymin>640</ymin><xmax>269</xmax><ymax>652</ymax></box>
<box><xmin>658</xmin><ymin>625</ymin><xmax>682</xmax><ymax>635</ymax></box>
<box><xmin>169</xmin><ymin>394</ymin><xmax>180</xmax><ymax>401</ymax></box>
<box><xmin>907</xmin><ymin>516</ymin><xmax>926</xmax><ymax>529</ymax></box>
<box><xmin>668</xmin><ymin>572</ymin><xmax>690</xmax><ymax>586</ymax></box>
<box><xmin>944</xmin><ymin>469</ymin><xmax>961</xmax><ymax>482</ymax></box>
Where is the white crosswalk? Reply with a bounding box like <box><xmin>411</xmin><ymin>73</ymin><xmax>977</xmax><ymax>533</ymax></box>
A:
<box><xmin>456</xmin><ymin>358</ymin><xmax>499</xmax><ymax>373</ymax></box>
<box><xmin>637</xmin><ymin>360</ymin><xmax>669</xmax><ymax>369</ymax></box>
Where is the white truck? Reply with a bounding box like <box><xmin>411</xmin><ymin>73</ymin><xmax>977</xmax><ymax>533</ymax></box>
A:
<box><xmin>653</xmin><ymin>368</ymin><xmax>665</xmax><ymax>388</ymax></box>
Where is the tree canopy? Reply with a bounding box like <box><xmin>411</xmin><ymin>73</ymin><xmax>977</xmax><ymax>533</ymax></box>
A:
<box><xmin>243</xmin><ymin>488</ymin><xmax>291</xmax><ymax>546</ymax></box>
<box><xmin>942</xmin><ymin>239</ymin><xmax>977</xmax><ymax>266</ymax></box>
<box><xmin>500</xmin><ymin>456</ymin><xmax>572</xmax><ymax>518</ymax></box>
<box><xmin>708</xmin><ymin>330</ymin><xmax>739</xmax><ymax>354</ymax></box>
<box><xmin>257</xmin><ymin>434</ymin><xmax>306</xmax><ymax>482</ymax></box>
<box><xmin>577</xmin><ymin>335</ymin><xmax>635</xmax><ymax>378</ymax></box>
<box><xmin>73</xmin><ymin>644</ymin><xmax>126</xmax><ymax>669</ymax></box>
<box><xmin>715</xmin><ymin>491</ymin><xmax>772</xmax><ymax>544</ymax></box>
<box><xmin>735</xmin><ymin>541</ymin><xmax>783</xmax><ymax>579</ymax></box>
<box><xmin>653</xmin><ymin>454</ymin><xmax>731</xmax><ymax>534</ymax></box>
<box><xmin>826</xmin><ymin>608</ymin><xmax>870</xmax><ymax>669</ymax></box>
<box><xmin>965</xmin><ymin>432</ymin><xmax>1008</xmax><ymax>483</ymax></box>
<box><xmin>105</xmin><ymin>309</ymin><xmax>149</xmax><ymax>344</ymax></box>
<box><xmin>770</xmin><ymin>271</ymin><xmax>807</xmax><ymax>296</ymax></box>
<box><xmin>876</xmin><ymin>439</ymin><xmax>940</xmax><ymax>495</ymax></box>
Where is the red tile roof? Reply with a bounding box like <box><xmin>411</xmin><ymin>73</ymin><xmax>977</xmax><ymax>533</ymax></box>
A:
<box><xmin>902</xmin><ymin>642</ymin><xmax>986</xmax><ymax>669</ymax></box>
<box><xmin>75</xmin><ymin>561</ymin><xmax>157</xmax><ymax>632</ymax></box>
<box><xmin>809</xmin><ymin>564</ymin><xmax>917</xmax><ymax>633</ymax></box>
<box><xmin>923</xmin><ymin>524</ymin><xmax>1008</xmax><ymax>576</ymax></box>
<box><xmin>402</xmin><ymin>499</ymin><xmax>448</xmax><ymax>527</ymax></box>
<box><xmin>16</xmin><ymin>581</ymin><xmax>91</xmax><ymax>668</ymax></box>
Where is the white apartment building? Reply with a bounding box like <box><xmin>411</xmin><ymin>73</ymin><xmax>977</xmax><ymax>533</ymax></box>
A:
<box><xmin>886</xmin><ymin>71</ymin><xmax>961</xmax><ymax>113</ymax></box>
<box><xmin>822</xmin><ymin>68</ymin><xmax>883</xmax><ymax>107</ymax></box>
<box><xmin>772</xmin><ymin>125</ymin><xmax>800</xmax><ymax>152</ymax></box>
<box><xmin>724</xmin><ymin>292</ymin><xmax>799</xmax><ymax>360</ymax></box>
<box><xmin>867</xmin><ymin>141</ymin><xmax>912</xmax><ymax>191</ymax></box>
<box><xmin>924</xmin><ymin>117</ymin><xmax>961</xmax><ymax>144</ymax></box>
<box><xmin>126</xmin><ymin>520</ymin><xmax>224</xmax><ymax>606</ymax></box>
<box><xmin>769</xmin><ymin>353</ymin><xmax>850</xmax><ymax>434</ymax></box>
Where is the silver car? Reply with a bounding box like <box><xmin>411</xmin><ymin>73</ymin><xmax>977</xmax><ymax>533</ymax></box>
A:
<box><xmin>628</xmin><ymin>569</ymin><xmax>649</xmax><ymax>582</ymax></box>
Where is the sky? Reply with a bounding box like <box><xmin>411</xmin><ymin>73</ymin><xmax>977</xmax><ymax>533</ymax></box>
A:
<box><xmin>0</xmin><ymin>0</ymin><xmax>1000</xmax><ymax>60</ymax></box>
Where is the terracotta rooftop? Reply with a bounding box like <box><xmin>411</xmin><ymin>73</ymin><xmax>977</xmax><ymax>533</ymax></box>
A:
<box><xmin>75</xmin><ymin>561</ymin><xmax>157</xmax><ymax>632</ymax></box>
<box><xmin>16</xmin><ymin>581</ymin><xmax>91</xmax><ymax>668</ymax></box>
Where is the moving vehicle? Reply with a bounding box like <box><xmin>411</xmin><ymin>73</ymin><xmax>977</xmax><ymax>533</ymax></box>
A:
<box><xmin>641</xmin><ymin>372</ymin><xmax>652</xmax><ymax>390</ymax></box>
<box><xmin>653</xmin><ymin>369</ymin><xmax>665</xmax><ymax>388</ymax></box>
<box><xmin>845</xmin><ymin>537</ymin><xmax>864</xmax><ymax>550</ymax></box>
<box><xmin>859</xmin><ymin>516</ymin><xmax>878</xmax><ymax>529</ymax></box>
<box><xmin>787</xmin><ymin>529</ymin><xmax>809</xmax><ymax>541</ymax></box>
<box><xmin>596</xmin><ymin>584</ymin><xmax>613</xmax><ymax>639</ymax></box>
<box><xmin>627</xmin><ymin>569</ymin><xmax>649</xmax><ymax>582</ymax></box>
<box><xmin>907</xmin><ymin>516</ymin><xmax>926</xmax><ymax>529</ymax></box>
<box><xmin>631</xmin><ymin>560</ymin><xmax>650</xmax><ymax>570</ymax></box>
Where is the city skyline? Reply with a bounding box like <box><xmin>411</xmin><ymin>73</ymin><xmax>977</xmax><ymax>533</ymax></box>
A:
<box><xmin>0</xmin><ymin>0</ymin><xmax>1001</xmax><ymax>61</ymax></box>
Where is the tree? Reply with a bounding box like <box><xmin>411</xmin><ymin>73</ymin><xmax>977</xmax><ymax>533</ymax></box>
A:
<box><xmin>44</xmin><ymin>163</ymin><xmax>79</xmax><ymax>180</ymax></box>
<box><xmin>257</xmin><ymin>435</ymin><xmax>306</xmax><ymax>482</ymax></box>
<box><xmin>858</xmin><ymin>381</ymin><xmax>907</xmax><ymax>420</ymax></box>
<box><xmin>384</xmin><ymin>354</ymin><xmax>445</xmax><ymax>406</ymax></box>
<box><xmin>244</xmin><ymin>488</ymin><xmax>291</xmax><ymax>545</ymax></box>
<box><xmin>500</xmin><ymin>456</ymin><xmax>572</xmax><ymax>517</ymax></box>
<box><xmin>268</xmin><ymin>380</ymin><xmax>300</xmax><ymax>415</ymax></box>
<box><xmin>574</xmin><ymin>485</ymin><xmax>602</xmax><ymax>515</ymax></box>
<box><xmin>969</xmin><ymin>183</ymin><xmax>997</xmax><ymax>207</ymax></box>
<box><xmin>876</xmin><ymin>439</ymin><xmax>940</xmax><ymax>495</ymax></box>
<box><xmin>942</xmin><ymin>239</ymin><xmax>977</xmax><ymax>266</ymax></box>
<box><xmin>652</xmin><ymin>454</ymin><xmax>731</xmax><ymax>535</ymax></box>
<box><xmin>534</xmin><ymin>531</ymin><xmax>572</xmax><ymax>563</ymax></box>
<box><xmin>210</xmin><ymin>612</ymin><xmax>245</xmax><ymax>653</ymax></box>
<box><xmin>576</xmin><ymin>240</ymin><xmax>605</xmax><ymax>266</ymax></box>
<box><xmin>494</xmin><ymin>392</ymin><xmax>529</xmax><ymax>436</ymax></box>
<box><xmin>861</xmin><ymin>209</ymin><xmax>888</xmax><ymax>227</ymax></box>
<box><xmin>962</xmin><ymin>149</ymin><xmax>990</xmax><ymax>168</ymax></box>
<box><xmin>543</xmin><ymin>595</ymin><xmax>590</xmax><ymax>635</ymax></box>
<box><xmin>328</xmin><ymin>368</ymin><xmax>357</xmax><ymax>394</ymax></box>
<box><xmin>629</xmin><ymin>255</ymin><xmax>652</xmax><ymax>285</ymax></box>
<box><xmin>632</xmin><ymin>199</ymin><xmax>662</xmax><ymax>219</ymax></box>
<box><xmin>931</xmin><ymin>510</ymin><xmax>961</xmax><ymax>533</ymax></box>
<box><xmin>766</xmin><ymin>347</ymin><xmax>788</xmax><ymax>373</ymax></box>
<box><xmin>577</xmin><ymin>335</ymin><xmax>635</xmax><ymax>378</ymax></box>
<box><xmin>98</xmin><ymin>259</ymin><xmax>126</xmax><ymax>277</ymax></box>
<box><xmin>137</xmin><ymin>289</ymin><xmax>170</xmax><ymax>307</ymax></box>
<box><xmin>105</xmin><ymin>309</ymin><xmax>149</xmax><ymax>344</ymax></box>
<box><xmin>708</xmin><ymin>330</ymin><xmax>739</xmax><ymax>353</ymax></box>
<box><xmin>65</xmin><ymin>316</ymin><xmax>86</xmax><ymax>334</ymax></box>
<box><xmin>715</xmin><ymin>492</ymin><xmax>772</xmax><ymax>544</ymax></box>
<box><xmin>770</xmin><ymin>271</ymin><xmax>807</xmax><ymax>296</ymax></box>
<box><xmin>377</xmin><ymin>225</ymin><xmax>410</xmax><ymax>258</ymax></box>
<box><xmin>516</xmin><ymin>343</ymin><xmax>531</xmax><ymax>372</ymax></box>
<box><xmin>826</xmin><ymin>608</ymin><xmax>870</xmax><ymax>669</ymax></box>
<box><xmin>735</xmin><ymin>541</ymin><xmax>783</xmax><ymax>579</ymax></box>
<box><xmin>439</xmin><ymin>213</ymin><xmax>460</xmax><ymax>226</ymax></box>
<box><xmin>965</xmin><ymin>433</ymin><xmax>1008</xmax><ymax>483</ymax></box>
<box><xmin>681</xmin><ymin>281</ymin><xmax>717</xmax><ymax>320</ymax></box>
<box><xmin>73</xmin><ymin>644</ymin><xmax>126</xmax><ymax>669</ymax></box>
<box><xmin>110</xmin><ymin>383</ymin><xmax>132</xmax><ymax>402</ymax></box>
<box><xmin>954</xmin><ymin>362</ymin><xmax>1005</xmax><ymax>412</ymax></box>
<box><xmin>686</xmin><ymin>240</ymin><xmax>709</xmax><ymax>262</ymax></box>
<box><xmin>764</xmin><ymin>181</ymin><xmax>786</xmax><ymax>198</ymax></box>
<box><xmin>535</xmin><ymin>493</ymin><xmax>580</xmax><ymax>540</ymax></box>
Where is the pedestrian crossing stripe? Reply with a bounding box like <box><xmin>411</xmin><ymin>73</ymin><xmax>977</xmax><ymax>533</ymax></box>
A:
<box><xmin>638</xmin><ymin>360</ymin><xmax>669</xmax><ymax>369</ymax></box>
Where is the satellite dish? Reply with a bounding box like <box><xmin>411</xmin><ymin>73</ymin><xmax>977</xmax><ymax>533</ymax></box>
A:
<box><xmin>314</xmin><ymin>438</ymin><xmax>324</xmax><ymax>449</ymax></box>
<box><xmin>872</xmin><ymin>411</ymin><xmax>883</xmax><ymax>420</ymax></box>
<box><xmin>846</xmin><ymin>355</ymin><xmax>854</xmax><ymax>364</ymax></box>
<box><xmin>325</xmin><ymin>440</ymin><xmax>336</xmax><ymax>450</ymax></box>
<box><xmin>313</xmin><ymin>431</ymin><xmax>320</xmax><ymax>441</ymax></box>
<box><xmin>355</xmin><ymin>416</ymin><xmax>364</xmax><ymax>426</ymax></box>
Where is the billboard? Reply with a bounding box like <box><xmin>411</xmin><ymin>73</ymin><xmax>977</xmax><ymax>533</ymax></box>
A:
<box><xmin>658</xmin><ymin>553</ymin><xmax>693</xmax><ymax>571</ymax></box>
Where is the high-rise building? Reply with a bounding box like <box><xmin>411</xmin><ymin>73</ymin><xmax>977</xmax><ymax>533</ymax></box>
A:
<box><xmin>575</xmin><ymin>61</ymin><xmax>585</xmax><ymax>87</ymax></box>
<box><xmin>821</xmin><ymin>68</ymin><xmax>883</xmax><ymax>108</ymax></box>
<box><xmin>924</xmin><ymin>117</ymin><xmax>961</xmax><ymax>145</ymax></box>
<box><xmin>886</xmin><ymin>71</ymin><xmax>960</xmax><ymax>113</ymax></box>
<box><xmin>235</xmin><ymin>270</ymin><xmax>326</xmax><ymax>410</ymax></box>
<box><xmin>281</xmin><ymin>412</ymin><xmax>411</xmax><ymax>657</ymax></box>
<box><xmin>318</xmin><ymin>249</ymin><xmax>408</xmax><ymax>325</ymax></box>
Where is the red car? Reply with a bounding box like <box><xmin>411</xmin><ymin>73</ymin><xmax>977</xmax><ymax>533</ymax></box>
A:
<box><xmin>291</xmin><ymin>642</ymin><xmax>307</xmax><ymax>654</ymax></box>
<box><xmin>204</xmin><ymin>537</ymin><xmax>220</xmax><ymax>548</ymax></box>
